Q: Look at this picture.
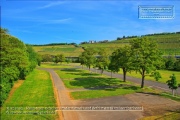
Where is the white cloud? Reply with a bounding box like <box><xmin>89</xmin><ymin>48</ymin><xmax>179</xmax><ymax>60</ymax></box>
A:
<box><xmin>45</xmin><ymin>18</ymin><xmax>71</xmax><ymax>24</ymax></box>
<box><xmin>38</xmin><ymin>1</ymin><xmax>65</xmax><ymax>9</ymax></box>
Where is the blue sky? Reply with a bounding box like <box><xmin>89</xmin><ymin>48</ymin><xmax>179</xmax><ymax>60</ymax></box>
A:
<box><xmin>1</xmin><ymin>0</ymin><xmax>180</xmax><ymax>44</ymax></box>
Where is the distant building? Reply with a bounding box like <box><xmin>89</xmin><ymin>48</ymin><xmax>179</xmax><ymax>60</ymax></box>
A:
<box><xmin>89</xmin><ymin>40</ymin><xmax>95</xmax><ymax>44</ymax></box>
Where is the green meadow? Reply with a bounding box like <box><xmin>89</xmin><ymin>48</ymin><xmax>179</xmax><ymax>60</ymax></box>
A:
<box><xmin>0</xmin><ymin>69</ymin><xmax>57</xmax><ymax>120</ymax></box>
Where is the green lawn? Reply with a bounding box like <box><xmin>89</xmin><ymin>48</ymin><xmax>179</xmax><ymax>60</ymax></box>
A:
<box><xmin>117</xmin><ymin>69</ymin><xmax>180</xmax><ymax>83</ymax></box>
<box><xmin>1</xmin><ymin>69</ymin><xmax>57</xmax><ymax>120</ymax></box>
<box><xmin>71</xmin><ymin>87</ymin><xmax>139</xmax><ymax>99</ymax></box>
<box><xmin>55</xmin><ymin>67</ymin><xmax>146</xmax><ymax>99</ymax></box>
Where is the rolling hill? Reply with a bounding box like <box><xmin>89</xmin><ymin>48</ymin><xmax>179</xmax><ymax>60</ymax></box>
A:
<box><xmin>32</xmin><ymin>33</ymin><xmax>180</xmax><ymax>57</ymax></box>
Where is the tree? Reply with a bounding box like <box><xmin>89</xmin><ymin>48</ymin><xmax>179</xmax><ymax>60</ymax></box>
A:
<box><xmin>166</xmin><ymin>74</ymin><xmax>178</xmax><ymax>96</ymax></box>
<box><xmin>0</xmin><ymin>28</ymin><xmax>39</xmax><ymax>106</ymax></box>
<box><xmin>130</xmin><ymin>37</ymin><xmax>163</xmax><ymax>88</ymax></box>
<box><xmin>80</xmin><ymin>48</ymin><xmax>96</xmax><ymax>71</ymax></box>
<box><xmin>110</xmin><ymin>46</ymin><xmax>132</xmax><ymax>82</ymax></box>
<box><xmin>96</xmin><ymin>49</ymin><xmax>110</xmax><ymax>74</ymax></box>
<box><xmin>41</xmin><ymin>54</ymin><xmax>53</xmax><ymax>62</ymax></box>
<box><xmin>53</xmin><ymin>55</ymin><xmax>59</xmax><ymax>64</ymax></box>
<box><xmin>165</xmin><ymin>56</ymin><xmax>176</xmax><ymax>70</ymax></box>
<box><xmin>108</xmin><ymin>57</ymin><xmax>119</xmax><ymax>78</ymax></box>
<box><xmin>59</xmin><ymin>54</ymin><xmax>65</xmax><ymax>64</ymax></box>
<box><xmin>174</xmin><ymin>59</ymin><xmax>180</xmax><ymax>71</ymax></box>
<box><xmin>79</xmin><ymin>53</ymin><xmax>86</xmax><ymax>68</ymax></box>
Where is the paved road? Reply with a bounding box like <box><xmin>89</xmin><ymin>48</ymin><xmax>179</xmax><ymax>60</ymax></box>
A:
<box><xmin>38</xmin><ymin>68</ymin><xmax>79</xmax><ymax>120</ymax></box>
<box><xmin>75</xmin><ymin>66</ymin><xmax>180</xmax><ymax>95</ymax></box>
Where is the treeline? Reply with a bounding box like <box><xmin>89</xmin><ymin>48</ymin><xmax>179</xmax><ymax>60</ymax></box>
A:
<box><xmin>116</xmin><ymin>31</ymin><xmax>180</xmax><ymax>40</ymax></box>
<box><xmin>0</xmin><ymin>28</ymin><xmax>41</xmax><ymax>106</ymax></box>
<box><xmin>31</xmin><ymin>42</ymin><xmax>77</xmax><ymax>46</ymax></box>
<box><xmin>41</xmin><ymin>54</ymin><xmax>79</xmax><ymax>63</ymax></box>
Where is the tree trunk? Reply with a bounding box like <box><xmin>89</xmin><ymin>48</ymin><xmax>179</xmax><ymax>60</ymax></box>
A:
<box><xmin>111</xmin><ymin>71</ymin><xmax>112</xmax><ymax>78</ymax></box>
<box><xmin>89</xmin><ymin>65</ymin><xmax>90</xmax><ymax>71</ymax></box>
<box><xmin>123</xmin><ymin>68</ymin><xmax>126</xmax><ymax>82</ymax></box>
<box><xmin>141</xmin><ymin>70</ymin><xmax>145</xmax><ymax>88</ymax></box>
<box><xmin>172</xmin><ymin>89</ymin><xmax>174</xmax><ymax>96</ymax></box>
<box><xmin>101</xmin><ymin>69</ymin><xmax>103</xmax><ymax>75</ymax></box>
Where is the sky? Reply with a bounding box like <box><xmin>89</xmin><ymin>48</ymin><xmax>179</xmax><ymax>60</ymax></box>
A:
<box><xmin>1</xmin><ymin>0</ymin><xmax>180</xmax><ymax>44</ymax></box>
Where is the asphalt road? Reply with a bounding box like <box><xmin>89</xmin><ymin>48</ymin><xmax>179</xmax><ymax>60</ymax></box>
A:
<box><xmin>75</xmin><ymin>66</ymin><xmax>180</xmax><ymax>95</ymax></box>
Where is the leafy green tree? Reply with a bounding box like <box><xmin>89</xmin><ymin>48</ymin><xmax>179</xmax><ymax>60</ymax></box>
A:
<box><xmin>165</xmin><ymin>56</ymin><xmax>176</xmax><ymax>70</ymax></box>
<box><xmin>79</xmin><ymin>53</ymin><xmax>86</xmax><ymax>68</ymax></box>
<box><xmin>42</xmin><ymin>54</ymin><xmax>53</xmax><ymax>62</ymax></box>
<box><xmin>174</xmin><ymin>59</ymin><xmax>180</xmax><ymax>71</ymax></box>
<box><xmin>59</xmin><ymin>54</ymin><xmax>65</xmax><ymax>64</ymax></box>
<box><xmin>110</xmin><ymin>46</ymin><xmax>132</xmax><ymax>82</ymax></box>
<box><xmin>130</xmin><ymin>37</ymin><xmax>163</xmax><ymax>88</ymax></box>
<box><xmin>0</xmin><ymin>28</ymin><xmax>38</xmax><ymax>106</ymax></box>
<box><xmin>26</xmin><ymin>45</ymin><xmax>39</xmax><ymax>72</ymax></box>
<box><xmin>96</xmin><ymin>48</ymin><xmax>109</xmax><ymax>74</ymax></box>
<box><xmin>80</xmin><ymin>48</ymin><xmax>96</xmax><ymax>71</ymax></box>
<box><xmin>53</xmin><ymin>55</ymin><xmax>59</xmax><ymax>64</ymax></box>
<box><xmin>166</xmin><ymin>74</ymin><xmax>178</xmax><ymax>96</ymax></box>
<box><xmin>108</xmin><ymin>57</ymin><xmax>119</xmax><ymax>78</ymax></box>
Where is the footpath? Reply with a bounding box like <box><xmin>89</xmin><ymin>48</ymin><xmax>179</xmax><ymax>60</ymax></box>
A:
<box><xmin>38</xmin><ymin>68</ymin><xmax>80</xmax><ymax>120</ymax></box>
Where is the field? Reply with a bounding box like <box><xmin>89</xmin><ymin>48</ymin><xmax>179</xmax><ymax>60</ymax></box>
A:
<box><xmin>0</xmin><ymin>69</ymin><xmax>57</xmax><ymax>120</ymax></box>
<box><xmin>81</xmin><ymin>34</ymin><xmax>180</xmax><ymax>55</ymax></box>
<box><xmin>33</xmin><ymin>34</ymin><xmax>180</xmax><ymax>57</ymax></box>
<box><xmin>33</xmin><ymin>45</ymin><xmax>84</xmax><ymax>56</ymax></box>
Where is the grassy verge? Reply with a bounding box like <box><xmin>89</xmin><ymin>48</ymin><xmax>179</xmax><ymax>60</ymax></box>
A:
<box><xmin>71</xmin><ymin>86</ymin><xmax>140</xmax><ymax>99</ymax></box>
<box><xmin>0</xmin><ymin>69</ymin><xmax>57</xmax><ymax>120</ymax></box>
<box><xmin>117</xmin><ymin>69</ymin><xmax>180</xmax><ymax>83</ymax></box>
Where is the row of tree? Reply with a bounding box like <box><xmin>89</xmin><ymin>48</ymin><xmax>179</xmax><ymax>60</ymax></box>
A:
<box><xmin>31</xmin><ymin>42</ymin><xmax>77</xmax><ymax>46</ymax></box>
<box><xmin>0</xmin><ymin>28</ymin><xmax>41</xmax><ymax>106</ymax></box>
<box><xmin>79</xmin><ymin>37</ymin><xmax>164</xmax><ymax>88</ymax></box>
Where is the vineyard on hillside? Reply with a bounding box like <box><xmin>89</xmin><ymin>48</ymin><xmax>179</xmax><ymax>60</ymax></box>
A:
<box><xmin>33</xmin><ymin>33</ymin><xmax>180</xmax><ymax>57</ymax></box>
<box><xmin>81</xmin><ymin>34</ymin><xmax>180</xmax><ymax>55</ymax></box>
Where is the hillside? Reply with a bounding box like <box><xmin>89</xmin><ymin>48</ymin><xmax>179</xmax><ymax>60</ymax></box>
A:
<box><xmin>80</xmin><ymin>34</ymin><xmax>180</xmax><ymax>55</ymax></box>
<box><xmin>33</xmin><ymin>45</ymin><xmax>84</xmax><ymax>57</ymax></box>
<box><xmin>33</xmin><ymin>33</ymin><xmax>180</xmax><ymax>57</ymax></box>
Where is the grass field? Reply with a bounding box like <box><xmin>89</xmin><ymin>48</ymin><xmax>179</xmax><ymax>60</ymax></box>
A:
<box><xmin>55</xmin><ymin>67</ymin><xmax>160</xmax><ymax>100</ymax></box>
<box><xmin>0</xmin><ymin>69</ymin><xmax>57</xmax><ymax>120</ymax></box>
<box><xmin>33</xmin><ymin>45</ymin><xmax>84</xmax><ymax>56</ymax></box>
<box><xmin>32</xmin><ymin>34</ymin><xmax>180</xmax><ymax>56</ymax></box>
<box><xmin>117</xmin><ymin>69</ymin><xmax>180</xmax><ymax>83</ymax></box>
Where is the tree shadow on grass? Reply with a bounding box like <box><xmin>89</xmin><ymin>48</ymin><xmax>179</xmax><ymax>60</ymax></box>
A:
<box><xmin>60</xmin><ymin>68</ymin><xmax>84</xmax><ymax>72</ymax></box>
<box><xmin>70</xmin><ymin>77</ymin><xmax>136</xmax><ymax>91</ymax></box>
<box><xmin>136</xmin><ymin>91</ymin><xmax>160</xmax><ymax>96</ymax></box>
